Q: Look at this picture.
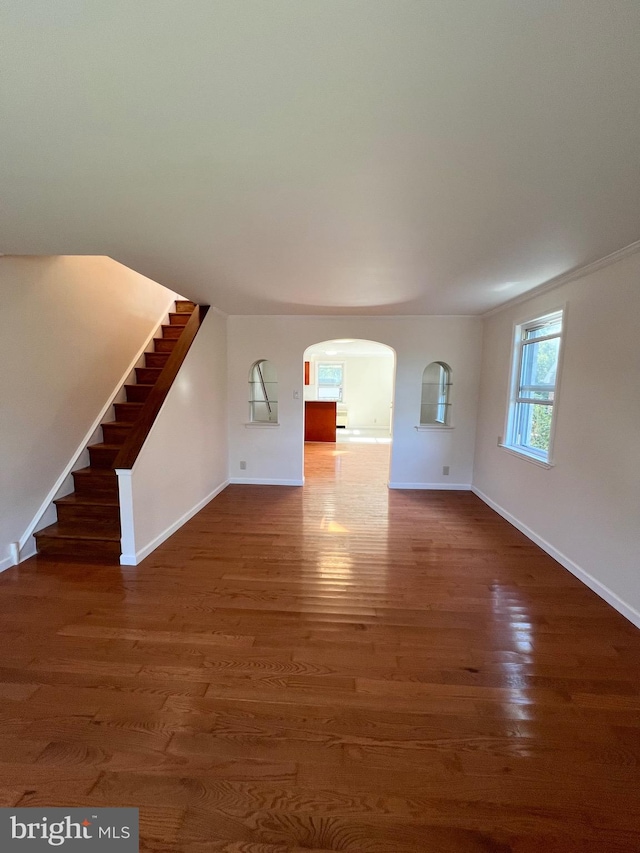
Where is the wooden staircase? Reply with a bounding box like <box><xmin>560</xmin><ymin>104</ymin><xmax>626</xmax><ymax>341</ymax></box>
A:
<box><xmin>34</xmin><ymin>300</ymin><xmax>198</xmax><ymax>563</ymax></box>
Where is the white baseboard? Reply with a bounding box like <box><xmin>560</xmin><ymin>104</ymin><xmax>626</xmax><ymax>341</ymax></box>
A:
<box><xmin>388</xmin><ymin>482</ymin><xmax>472</xmax><ymax>491</ymax></box>
<box><xmin>119</xmin><ymin>480</ymin><xmax>230</xmax><ymax>566</ymax></box>
<box><xmin>19</xmin><ymin>539</ymin><xmax>37</xmax><ymax>564</ymax></box>
<box><xmin>1</xmin><ymin>538</ymin><xmax>37</xmax><ymax>573</ymax></box>
<box><xmin>471</xmin><ymin>486</ymin><xmax>640</xmax><ymax>630</ymax></box>
<box><xmin>228</xmin><ymin>478</ymin><xmax>304</xmax><ymax>486</ymax></box>
<box><xmin>18</xmin><ymin>294</ymin><xmax>178</xmax><ymax>558</ymax></box>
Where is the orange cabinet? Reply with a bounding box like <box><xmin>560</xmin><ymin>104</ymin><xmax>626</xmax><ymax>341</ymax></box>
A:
<box><xmin>304</xmin><ymin>401</ymin><xmax>336</xmax><ymax>442</ymax></box>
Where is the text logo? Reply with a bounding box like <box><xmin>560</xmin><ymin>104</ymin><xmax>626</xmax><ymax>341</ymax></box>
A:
<box><xmin>0</xmin><ymin>809</ymin><xmax>138</xmax><ymax>851</ymax></box>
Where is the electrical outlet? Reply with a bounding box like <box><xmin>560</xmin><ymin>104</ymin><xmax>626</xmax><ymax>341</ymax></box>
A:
<box><xmin>239</xmin><ymin>461</ymin><xmax>247</xmax><ymax>470</ymax></box>
<box><xmin>442</xmin><ymin>466</ymin><xmax>450</xmax><ymax>475</ymax></box>
<box><xmin>293</xmin><ymin>390</ymin><xmax>300</xmax><ymax>399</ymax></box>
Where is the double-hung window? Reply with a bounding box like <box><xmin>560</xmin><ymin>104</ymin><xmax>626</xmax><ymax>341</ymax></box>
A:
<box><xmin>317</xmin><ymin>363</ymin><xmax>344</xmax><ymax>401</ymax></box>
<box><xmin>505</xmin><ymin>310</ymin><xmax>564</xmax><ymax>463</ymax></box>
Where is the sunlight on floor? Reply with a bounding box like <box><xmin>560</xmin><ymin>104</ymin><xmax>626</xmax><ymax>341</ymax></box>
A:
<box><xmin>336</xmin><ymin>428</ymin><xmax>392</xmax><ymax>445</ymax></box>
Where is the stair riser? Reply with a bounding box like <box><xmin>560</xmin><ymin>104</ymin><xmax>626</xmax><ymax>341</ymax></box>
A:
<box><xmin>55</xmin><ymin>505</ymin><xmax>120</xmax><ymax>528</ymax></box>
<box><xmin>35</xmin><ymin>535</ymin><xmax>121</xmax><ymax>563</ymax></box>
<box><xmin>144</xmin><ymin>352</ymin><xmax>170</xmax><ymax>368</ymax></box>
<box><xmin>102</xmin><ymin>424</ymin><xmax>132</xmax><ymax>445</ymax></box>
<box><xmin>161</xmin><ymin>325</ymin><xmax>183</xmax><ymax>340</ymax></box>
<box><xmin>113</xmin><ymin>403</ymin><xmax>143</xmax><ymax>423</ymax></box>
<box><xmin>153</xmin><ymin>338</ymin><xmax>177</xmax><ymax>353</ymax></box>
<box><xmin>89</xmin><ymin>446</ymin><xmax>120</xmax><ymax>469</ymax></box>
<box><xmin>125</xmin><ymin>384</ymin><xmax>153</xmax><ymax>403</ymax></box>
<box><xmin>169</xmin><ymin>313</ymin><xmax>190</xmax><ymax>326</ymax></box>
<box><xmin>175</xmin><ymin>301</ymin><xmax>196</xmax><ymax>313</ymax></box>
<box><xmin>135</xmin><ymin>367</ymin><xmax>162</xmax><ymax>384</ymax></box>
<box><xmin>72</xmin><ymin>474</ymin><xmax>118</xmax><ymax>499</ymax></box>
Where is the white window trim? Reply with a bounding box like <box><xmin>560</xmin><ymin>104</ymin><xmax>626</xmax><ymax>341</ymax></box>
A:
<box><xmin>501</xmin><ymin>304</ymin><xmax>567</xmax><ymax>466</ymax></box>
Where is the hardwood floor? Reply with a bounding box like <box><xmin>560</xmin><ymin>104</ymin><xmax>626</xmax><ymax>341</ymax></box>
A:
<box><xmin>1</xmin><ymin>442</ymin><xmax>639</xmax><ymax>851</ymax></box>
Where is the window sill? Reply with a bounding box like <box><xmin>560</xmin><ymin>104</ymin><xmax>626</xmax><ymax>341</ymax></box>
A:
<box><xmin>245</xmin><ymin>422</ymin><xmax>280</xmax><ymax>428</ymax></box>
<box><xmin>415</xmin><ymin>424</ymin><xmax>454</xmax><ymax>431</ymax></box>
<box><xmin>499</xmin><ymin>444</ymin><xmax>553</xmax><ymax>468</ymax></box>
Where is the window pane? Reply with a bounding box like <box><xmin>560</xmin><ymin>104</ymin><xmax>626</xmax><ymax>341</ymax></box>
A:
<box><xmin>525</xmin><ymin>319</ymin><xmax>562</xmax><ymax>340</ymax></box>
<box><xmin>317</xmin><ymin>385</ymin><xmax>341</xmax><ymax>401</ymax></box>
<box><xmin>520</xmin><ymin>337</ymin><xmax>559</xmax><ymax>399</ymax></box>
<box><xmin>317</xmin><ymin>365</ymin><xmax>343</xmax><ymax>385</ymax></box>
<box><xmin>513</xmin><ymin>402</ymin><xmax>553</xmax><ymax>455</ymax></box>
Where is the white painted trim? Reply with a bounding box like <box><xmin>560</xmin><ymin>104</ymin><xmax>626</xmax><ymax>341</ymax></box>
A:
<box><xmin>388</xmin><ymin>482</ymin><xmax>472</xmax><ymax>490</ymax></box>
<box><xmin>115</xmin><ymin>469</ymin><xmax>135</xmax><ymax>562</ymax></box>
<box><xmin>244</xmin><ymin>422</ymin><xmax>280</xmax><ymax>428</ymax></box>
<box><xmin>0</xmin><ymin>538</ymin><xmax>37</xmax><ymax>573</ymax></box>
<box><xmin>228</xmin><ymin>478</ymin><xmax>304</xmax><ymax>486</ymax></box>
<box><xmin>471</xmin><ymin>486</ymin><xmax>640</xmax><ymax>630</ymax></box>
<box><xmin>17</xmin><ymin>293</ymin><xmax>178</xmax><ymax>560</ymax></box>
<box><xmin>414</xmin><ymin>425</ymin><xmax>454</xmax><ymax>431</ymax></box>
<box><xmin>119</xmin><ymin>479</ymin><xmax>230</xmax><ymax>566</ymax></box>
<box><xmin>498</xmin><ymin>444</ymin><xmax>553</xmax><ymax>469</ymax></box>
<box><xmin>21</xmin><ymin>539</ymin><xmax>37</xmax><ymax>561</ymax></box>
<box><xmin>483</xmin><ymin>239</ymin><xmax>640</xmax><ymax>318</ymax></box>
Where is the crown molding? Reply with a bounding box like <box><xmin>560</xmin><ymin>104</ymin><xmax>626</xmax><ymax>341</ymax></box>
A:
<box><xmin>482</xmin><ymin>239</ymin><xmax>640</xmax><ymax>318</ymax></box>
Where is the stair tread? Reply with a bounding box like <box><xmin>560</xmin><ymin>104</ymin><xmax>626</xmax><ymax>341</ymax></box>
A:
<box><xmin>35</xmin><ymin>523</ymin><xmax>120</xmax><ymax>542</ymax></box>
<box><xmin>102</xmin><ymin>421</ymin><xmax>134</xmax><ymax>429</ymax></box>
<box><xmin>55</xmin><ymin>494</ymin><xmax>119</xmax><ymax>507</ymax></box>
<box><xmin>73</xmin><ymin>467</ymin><xmax>117</xmax><ymax>478</ymax></box>
<box><xmin>88</xmin><ymin>443</ymin><xmax>122</xmax><ymax>451</ymax></box>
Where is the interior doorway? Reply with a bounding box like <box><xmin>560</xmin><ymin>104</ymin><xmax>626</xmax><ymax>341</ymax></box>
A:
<box><xmin>302</xmin><ymin>339</ymin><xmax>395</xmax><ymax>481</ymax></box>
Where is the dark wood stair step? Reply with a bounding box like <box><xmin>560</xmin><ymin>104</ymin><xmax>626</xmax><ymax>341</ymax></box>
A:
<box><xmin>35</xmin><ymin>523</ymin><xmax>120</xmax><ymax>563</ymax></box>
<box><xmin>153</xmin><ymin>337</ymin><xmax>177</xmax><ymax>353</ymax></box>
<box><xmin>161</xmin><ymin>324</ymin><xmax>184</xmax><ymax>340</ymax></box>
<box><xmin>72</xmin><ymin>467</ymin><xmax>118</xmax><ymax>498</ymax></box>
<box><xmin>88</xmin><ymin>443</ymin><xmax>122</xmax><ymax>469</ymax></box>
<box><xmin>54</xmin><ymin>494</ymin><xmax>120</xmax><ymax>527</ymax></box>
<box><xmin>144</xmin><ymin>351</ymin><xmax>170</xmax><ymax>369</ymax></box>
<box><xmin>175</xmin><ymin>300</ymin><xmax>196</xmax><ymax>313</ymax></box>
<box><xmin>114</xmin><ymin>402</ymin><xmax>143</xmax><ymax>423</ymax></box>
<box><xmin>169</xmin><ymin>312</ymin><xmax>190</xmax><ymax>326</ymax></box>
<box><xmin>135</xmin><ymin>366</ymin><xmax>163</xmax><ymax>384</ymax></box>
<box><xmin>101</xmin><ymin>421</ymin><xmax>134</xmax><ymax>445</ymax></box>
<box><xmin>125</xmin><ymin>383</ymin><xmax>154</xmax><ymax>403</ymax></box>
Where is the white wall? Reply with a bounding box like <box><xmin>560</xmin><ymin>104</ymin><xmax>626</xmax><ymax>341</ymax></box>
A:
<box><xmin>228</xmin><ymin>316</ymin><xmax>482</xmax><ymax>487</ymax></box>
<box><xmin>0</xmin><ymin>256</ymin><xmax>177</xmax><ymax>571</ymax></box>
<box><xmin>118</xmin><ymin>309</ymin><xmax>229</xmax><ymax>564</ymax></box>
<box><xmin>473</xmin><ymin>251</ymin><xmax>640</xmax><ymax>626</ymax></box>
<box><xmin>305</xmin><ymin>353</ymin><xmax>394</xmax><ymax>429</ymax></box>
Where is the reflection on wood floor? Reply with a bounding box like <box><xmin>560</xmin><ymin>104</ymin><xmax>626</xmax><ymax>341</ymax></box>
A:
<box><xmin>1</xmin><ymin>441</ymin><xmax>639</xmax><ymax>851</ymax></box>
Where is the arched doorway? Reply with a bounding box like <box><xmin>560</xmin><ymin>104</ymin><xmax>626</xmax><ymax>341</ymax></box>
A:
<box><xmin>302</xmin><ymin>339</ymin><xmax>395</xmax><ymax>482</ymax></box>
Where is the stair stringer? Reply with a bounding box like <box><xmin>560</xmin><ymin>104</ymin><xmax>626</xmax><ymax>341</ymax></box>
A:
<box><xmin>15</xmin><ymin>293</ymin><xmax>180</xmax><ymax>566</ymax></box>
<box><xmin>115</xmin><ymin>307</ymin><xmax>229</xmax><ymax>566</ymax></box>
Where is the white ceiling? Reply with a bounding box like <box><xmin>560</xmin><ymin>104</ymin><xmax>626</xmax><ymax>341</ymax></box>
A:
<box><xmin>305</xmin><ymin>339</ymin><xmax>393</xmax><ymax>359</ymax></box>
<box><xmin>1</xmin><ymin>2</ymin><xmax>639</xmax><ymax>315</ymax></box>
